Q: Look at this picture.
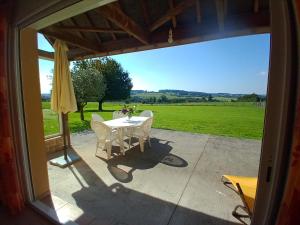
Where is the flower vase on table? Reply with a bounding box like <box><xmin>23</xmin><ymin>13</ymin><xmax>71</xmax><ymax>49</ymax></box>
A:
<box><xmin>127</xmin><ymin>112</ymin><xmax>133</xmax><ymax>120</ymax></box>
<box><xmin>121</xmin><ymin>104</ymin><xmax>136</xmax><ymax>121</ymax></box>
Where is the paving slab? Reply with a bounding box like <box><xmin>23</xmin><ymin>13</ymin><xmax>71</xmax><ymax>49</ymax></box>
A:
<box><xmin>47</xmin><ymin>129</ymin><xmax>261</xmax><ymax>225</ymax></box>
<box><xmin>168</xmin><ymin>136</ymin><xmax>261</xmax><ymax>225</ymax></box>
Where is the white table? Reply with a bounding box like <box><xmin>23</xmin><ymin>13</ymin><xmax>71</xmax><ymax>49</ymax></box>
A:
<box><xmin>103</xmin><ymin>116</ymin><xmax>148</xmax><ymax>128</ymax></box>
<box><xmin>103</xmin><ymin>116</ymin><xmax>148</xmax><ymax>155</ymax></box>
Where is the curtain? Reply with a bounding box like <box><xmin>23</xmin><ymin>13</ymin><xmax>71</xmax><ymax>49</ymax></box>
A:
<box><xmin>276</xmin><ymin>2</ymin><xmax>300</xmax><ymax>224</ymax></box>
<box><xmin>276</xmin><ymin>98</ymin><xmax>300</xmax><ymax>224</ymax></box>
<box><xmin>0</xmin><ymin>2</ymin><xmax>24</xmax><ymax>214</ymax></box>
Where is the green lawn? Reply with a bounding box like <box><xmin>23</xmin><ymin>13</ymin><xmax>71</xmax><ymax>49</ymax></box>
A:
<box><xmin>42</xmin><ymin>108</ymin><xmax>60</xmax><ymax>136</ymax></box>
<box><xmin>42</xmin><ymin>102</ymin><xmax>265</xmax><ymax>139</ymax></box>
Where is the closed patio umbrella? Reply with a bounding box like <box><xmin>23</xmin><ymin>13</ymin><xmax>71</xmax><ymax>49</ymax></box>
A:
<box><xmin>51</xmin><ymin>39</ymin><xmax>77</xmax><ymax>114</ymax></box>
<box><xmin>50</xmin><ymin>39</ymin><xmax>80</xmax><ymax>167</ymax></box>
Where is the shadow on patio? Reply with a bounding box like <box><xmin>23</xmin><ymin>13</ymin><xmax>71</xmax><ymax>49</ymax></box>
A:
<box><xmin>45</xmin><ymin>129</ymin><xmax>261</xmax><ymax>225</ymax></box>
<box><xmin>97</xmin><ymin>137</ymin><xmax>188</xmax><ymax>183</ymax></box>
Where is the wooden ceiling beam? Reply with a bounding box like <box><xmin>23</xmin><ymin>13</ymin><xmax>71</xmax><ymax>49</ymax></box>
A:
<box><xmin>104</xmin><ymin>18</ymin><xmax>117</xmax><ymax>40</ymax></box>
<box><xmin>149</xmin><ymin>0</ymin><xmax>196</xmax><ymax>32</ymax></box>
<box><xmin>254</xmin><ymin>0</ymin><xmax>259</xmax><ymax>13</ymax></box>
<box><xmin>70</xmin><ymin>38</ymin><xmax>142</xmax><ymax>59</ymax></box>
<box><xmin>43</xmin><ymin>34</ymin><xmax>55</xmax><ymax>48</ymax></box>
<box><xmin>84</xmin><ymin>13</ymin><xmax>102</xmax><ymax>43</ymax></box>
<box><xmin>224</xmin><ymin>0</ymin><xmax>228</xmax><ymax>17</ymax></box>
<box><xmin>30</xmin><ymin>0</ymin><xmax>116</xmax><ymax>30</ymax></box>
<box><xmin>70</xmin><ymin>18</ymin><xmax>86</xmax><ymax>39</ymax></box>
<box><xmin>98</xmin><ymin>3</ymin><xmax>149</xmax><ymax>44</ymax></box>
<box><xmin>168</xmin><ymin>0</ymin><xmax>177</xmax><ymax>28</ymax></box>
<box><xmin>38</xmin><ymin>49</ymin><xmax>54</xmax><ymax>61</ymax></box>
<box><xmin>195</xmin><ymin>0</ymin><xmax>201</xmax><ymax>23</ymax></box>
<box><xmin>42</xmin><ymin>30</ymin><xmax>101</xmax><ymax>53</ymax></box>
<box><xmin>140</xmin><ymin>0</ymin><xmax>150</xmax><ymax>26</ymax></box>
<box><xmin>215</xmin><ymin>0</ymin><xmax>225</xmax><ymax>32</ymax></box>
<box><xmin>70</xmin><ymin>11</ymin><xmax>270</xmax><ymax>60</ymax></box>
<box><xmin>54</xmin><ymin>25</ymin><xmax>126</xmax><ymax>33</ymax></box>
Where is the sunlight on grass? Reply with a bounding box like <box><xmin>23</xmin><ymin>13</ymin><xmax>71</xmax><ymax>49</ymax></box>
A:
<box><xmin>42</xmin><ymin>108</ymin><xmax>60</xmax><ymax>136</ymax></box>
<box><xmin>42</xmin><ymin>101</ymin><xmax>265</xmax><ymax>139</ymax></box>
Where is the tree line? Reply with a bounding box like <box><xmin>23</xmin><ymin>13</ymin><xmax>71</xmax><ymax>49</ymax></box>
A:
<box><xmin>234</xmin><ymin>93</ymin><xmax>266</xmax><ymax>102</ymax></box>
<box><xmin>130</xmin><ymin>94</ymin><xmax>215</xmax><ymax>104</ymax></box>
<box><xmin>130</xmin><ymin>93</ymin><xmax>265</xmax><ymax>104</ymax></box>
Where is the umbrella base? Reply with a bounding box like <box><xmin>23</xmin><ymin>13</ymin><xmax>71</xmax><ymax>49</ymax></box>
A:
<box><xmin>49</xmin><ymin>151</ymin><xmax>80</xmax><ymax>168</ymax></box>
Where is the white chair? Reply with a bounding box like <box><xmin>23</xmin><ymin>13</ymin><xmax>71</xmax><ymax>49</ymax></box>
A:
<box><xmin>91</xmin><ymin>120</ymin><xmax>123</xmax><ymax>159</ymax></box>
<box><xmin>113</xmin><ymin>110</ymin><xmax>126</xmax><ymax>119</ymax></box>
<box><xmin>139</xmin><ymin>110</ymin><xmax>153</xmax><ymax>117</ymax></box>
<box><xmin>92</xmin><ymin>113</ymin><xmax>104</xmax><ymax>122</ymax></box>
<box><xmin>130</xmin><ymin>117</ymin><xmax>153</xmax><ymax>152</ymax></box>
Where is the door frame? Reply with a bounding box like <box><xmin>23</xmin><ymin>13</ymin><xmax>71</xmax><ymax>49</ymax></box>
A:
<box><xmin>7</xmin><ymin>0</ymin><xmax>299</xmax><ymax>224</ymax></box>
<box><xmin>252</xmin><ymin>1</ymin><xmax>299</xmax><ymax>224</ymax></box>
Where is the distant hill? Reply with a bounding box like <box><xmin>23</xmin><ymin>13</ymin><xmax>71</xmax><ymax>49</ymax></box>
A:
<box><xmin>158</xmin><ymin>89</ymin><xmax>209</xmax><ymax>97</ymax></box>
<box><xmin>41</xmin><ymin>93</ymin><xmax>51</xmax><ymax>101</ymax></box>
<box><xmin>41</xmin><ymin>90</ymin><xmax>265</xmax><ymax>104</ymax></box>
<box><xmin>129</xmin><ymin>89</ymin><xmax>266</xmax><ymax>104</ymax></box>
<box><xmin>131</xmin><ymin>90</ymin><xmax>264</xmax><ymax>98</ymax></box>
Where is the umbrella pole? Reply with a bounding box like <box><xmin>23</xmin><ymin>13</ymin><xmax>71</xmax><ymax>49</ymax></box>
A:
<box><xmin>62</xmin><ymin>113</ymin><xmax>68</xmax><ymax>160</ymax></box>
<box><xmin>49</xmin><ymin>113</ymin><xmax>80</xmax><ymax>167</ymax></box>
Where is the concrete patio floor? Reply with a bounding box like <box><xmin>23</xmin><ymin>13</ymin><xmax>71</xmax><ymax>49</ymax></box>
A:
<box><xmin>46</xmin><ymin>129</ymin><xmax>261</xmax><ymax>225</ymax></box>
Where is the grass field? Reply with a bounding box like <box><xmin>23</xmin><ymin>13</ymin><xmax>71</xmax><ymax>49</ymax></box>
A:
<box><xmin>42</xmin><ymin>101</ymin><xmax>265</xmax><ymax>139</ymax></box>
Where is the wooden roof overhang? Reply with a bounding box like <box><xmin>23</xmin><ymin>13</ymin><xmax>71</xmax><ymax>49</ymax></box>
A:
<box><xmin>39</xmin><ymin>0</ymin><xmax>270</xmax><ymax>61</ymax></box>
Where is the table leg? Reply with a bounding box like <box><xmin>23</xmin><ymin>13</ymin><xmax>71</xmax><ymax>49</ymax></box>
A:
<box><xmin>118</xmin><ymin>128</ymin><xmax>125</xmax><ymax>155</ymax></box>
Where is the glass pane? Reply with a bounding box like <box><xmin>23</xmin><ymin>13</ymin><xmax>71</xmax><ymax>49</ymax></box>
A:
<box><xmin>41</xmin><ymin>101</ymin><xmax>60</xmax><ymax>136</ymax></box>
<box><xmin>38</xmin><ymin>34</ymin><xmax>60</xmax><ymax>137</ymax></box>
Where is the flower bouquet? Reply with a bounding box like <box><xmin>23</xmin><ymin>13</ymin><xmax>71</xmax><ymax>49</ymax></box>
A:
<box><xmin>121</xmin><ymin>105</ymin><xmax>136</xmax><ymax>119</ymax></box>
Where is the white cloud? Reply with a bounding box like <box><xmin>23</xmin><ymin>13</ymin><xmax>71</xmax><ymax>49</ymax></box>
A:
<box><xmin>258</xmin><ymin>71</ymin><xmax>268</xmax><ymax>77</ymax></box>
<box><xmin>39</xmin><ymin>72</ymin><xmax>52</xmax><ymax>94</ymax></box>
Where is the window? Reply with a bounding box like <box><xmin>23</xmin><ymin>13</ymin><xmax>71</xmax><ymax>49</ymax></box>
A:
<box><xmin>38</xmin><ymin>34</ymin><xmax>61</xmax><ymax>137</ymax></box>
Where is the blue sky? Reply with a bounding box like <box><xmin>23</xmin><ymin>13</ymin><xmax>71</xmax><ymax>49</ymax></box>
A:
<box><xmin>38</xmin><ymin>33</ymin><xmax>270</xmax><ymax>94</ymax></box>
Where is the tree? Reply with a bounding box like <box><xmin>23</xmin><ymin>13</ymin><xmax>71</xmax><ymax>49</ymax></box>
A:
<box><xmin>98</xmin><ymin>58</ymin><xmax>132</xmax><ymax>110</ymax></box>
<box><xmin>237</xmin><ymin>93</ymin><xmax>261</xmax><ymax>102</ymax></box>
<box><xmin>71</xmin><ymin>68</ymin><xmax>106</xmax><ymax>120</ymax></box>
<box><xmin>147</xmin><ymin>97</ymin><xmax>156</xmax><ymax>104</ymax></box>
<box><xmin>208</xmin><ymin>94</ymin><xmax>213</xmax><ymax>102</ymax></box>
<box><xmin>158</xmin><ymin>95</ymin><xmax>168</xmax><ymax>103</ymax></box>
<box><xmin>72</xmin><ymin>57</ymin><xmax>133</xmax><ymax>111</ymax></box>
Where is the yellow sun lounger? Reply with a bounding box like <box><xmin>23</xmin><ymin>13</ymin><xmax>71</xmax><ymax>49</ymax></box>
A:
<box><xmin>221</xmin><ymin>175</ymin><xmax>257</xmax><ymax>224</ymax></box>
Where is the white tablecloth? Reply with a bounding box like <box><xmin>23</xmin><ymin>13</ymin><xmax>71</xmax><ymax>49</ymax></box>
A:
<box><xmin>103</xmin><ymin>116</ymin><xmax>148</xmax><ymax>129</ymax></box>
